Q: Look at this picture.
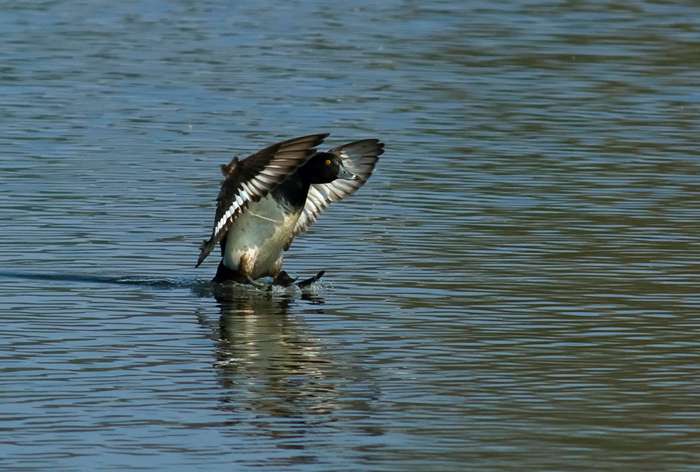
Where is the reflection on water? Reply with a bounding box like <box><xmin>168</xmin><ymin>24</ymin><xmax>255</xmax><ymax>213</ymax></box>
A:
<box><xmin>215</xmin><ymin>293</ymin><xmax>337</xmax><ymax>418</ymax></box>
<box><xmin>199</xmin><ymin>287</ymin><xmax>382</xmax><ymax>450</ymax></box>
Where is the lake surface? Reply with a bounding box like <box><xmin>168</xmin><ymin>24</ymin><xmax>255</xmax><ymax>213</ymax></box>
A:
<box><xmin>2</xmin><ymin>0</ymin><xmax>700</xmax><ymax>470</ymax></box>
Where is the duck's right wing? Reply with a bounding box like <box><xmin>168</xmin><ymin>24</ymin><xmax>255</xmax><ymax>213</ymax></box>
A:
<box><xmin>197</xmin><ymin>133</ymin><xmax>329</xmax><ymax>267</ymax></box>
<box><xmin>284</xmin><ymin>139</ymin><xmax>384</xmax><ymax>251</ymax></box>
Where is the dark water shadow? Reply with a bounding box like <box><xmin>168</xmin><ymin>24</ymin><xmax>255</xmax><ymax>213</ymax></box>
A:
<box><xmin>0</xmin><ymin>270</ymin><xmax>201</xmax><ymax>289</ymax></box>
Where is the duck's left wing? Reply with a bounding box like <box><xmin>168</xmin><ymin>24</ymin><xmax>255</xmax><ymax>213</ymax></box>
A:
<box><xmin>284</xmin><ymin>139</ymin><xmax>384</xmax><ymax>251</ymax></box>
<box><xmin>197</xmin><ymin>133</ymin><xmax>329</xmax><ymax>267</ymax></box>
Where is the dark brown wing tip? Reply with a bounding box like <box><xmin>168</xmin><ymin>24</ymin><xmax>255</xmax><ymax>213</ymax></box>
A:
<box><xmin>364</xmin><ymin>139</ymin><xmax>385</xmax><ymax>158</ymax></box>
<box><xmin>196</xmin><ymin>238</ymin><xmax>215</xmax><ymax>268</ymax></box>
<box><xmin>271</xmin><ymin>132</ymin><xmax>330</xmax><ymax>149</ymax></box>
<box><xmin>299</xmin><ymin>132</ymin><xmax>330</xmax><ymax>149</ymax></box>
<box><xmin>296</xmin><ymin>132</ymin><xmax>330</xmax><ymax>149</ymax></box>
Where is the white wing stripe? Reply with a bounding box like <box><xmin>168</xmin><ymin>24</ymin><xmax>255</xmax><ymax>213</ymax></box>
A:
<box><xmin>214</xmin><ymin>208</ymin><xmax>232</xmax><ymax>236</ymax></box>
<box><xmin>213</xmin><ymin>186</ymin><xmax>250</xmax><ymax>236</ymax></box>
<box><xmin>240</xmin><ymin>182</ymin><xmax>255</xmax><ymax>199</ymax></box>
<box><xmin>211</xmin><ymin>157</ymin><xmax>303</xmax><ymax>239</ymax></box>
<box><xmin>256</xmin><ymin>173</ymin><xmax>276</xmax><ymax>185</ymax></box>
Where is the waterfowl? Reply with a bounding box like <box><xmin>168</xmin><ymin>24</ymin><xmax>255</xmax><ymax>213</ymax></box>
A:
<box><xmin>196</xmin><ymin>134</ymin><xmax>384</xmax><ymax>286</ymax></box>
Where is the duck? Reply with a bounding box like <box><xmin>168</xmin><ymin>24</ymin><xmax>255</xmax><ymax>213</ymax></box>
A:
<box><xmin>196</xmin><ymin>134</ymin><xmax>384</xmax><ymax>286</ymax></box>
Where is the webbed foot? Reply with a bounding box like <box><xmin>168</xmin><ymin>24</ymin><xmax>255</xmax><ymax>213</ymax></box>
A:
<box><xmin>270</xmin><ymin>270</ymin><xmax>325</xmax><ymax>289</ymax></box>
<box><xmin>271</xmin><ymin>270</ymin><xmax>297</xmax><ymax>287</ymax></box>
<box><xmin>246</xmin><ymin>276</ymin><xmax>271</xmax><ymax>289</ymax></box>
<box><xmin>296</xmin><ymin>270</ymin><xmax>325</xmax><ymax>288</ymax></box>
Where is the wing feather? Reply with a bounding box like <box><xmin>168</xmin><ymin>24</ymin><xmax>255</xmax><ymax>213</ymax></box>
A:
<box><xmin>283</xmin><ymin>139</ymin><xmax>384</xmax><ymax>251</ymax></box>
<box><xmin>196</xmin><ymin>133</ymin><xmax>329</xmax><ymax>267</ymax></box>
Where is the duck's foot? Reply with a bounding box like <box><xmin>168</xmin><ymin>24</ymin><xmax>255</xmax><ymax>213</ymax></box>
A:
<box><xmin>246</xmin><ymin>276</ymin><xmax>272</xmax><ymax>289</ymax></box>
<box><xmin>296</xmin><ymin>270</ymin><xmax>325</xmax><ymax>288</ymax></box>
<box><xmin>213</xmin><ymin>262</ymin><xmax>250</xmax><ymax>284</ymax></box>
<box><xmin>270</xmin><ymin>270</ymin><xmax>325</xmax><ymax>289</ymax></box>
<box><xmin>271</xmin><ymin>270</ymin><xmax>297</xmax><ymax>288</ymax></box>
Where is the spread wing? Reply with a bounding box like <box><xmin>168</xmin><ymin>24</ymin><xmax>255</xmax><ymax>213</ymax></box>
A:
<box><xmin>284</xmin><ymin>139</ymin><xmax>384</xmax><ymax>251</ymax></box>
<box><xmin>196</xmin><ymin>133</ymin><xmax>329</xmax><ymax>267</ymax></box>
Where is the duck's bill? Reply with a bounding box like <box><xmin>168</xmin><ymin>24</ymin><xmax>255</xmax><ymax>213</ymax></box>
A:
<box><xmin>337</xmin><ymin>163</ymin><xmax>360</xmax><ymax>180</ymax></box>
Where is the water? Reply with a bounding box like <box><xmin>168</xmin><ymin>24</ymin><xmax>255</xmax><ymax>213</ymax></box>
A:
<box><xmin>2</xmin><ymin>0</ymin><xmax>700</xmax><ymax>470</ymax></box>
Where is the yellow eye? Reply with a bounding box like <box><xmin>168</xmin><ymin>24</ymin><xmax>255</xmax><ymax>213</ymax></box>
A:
<box><xmin>325</xmin><ymin>159</ymin><xmax>331</xmax><ymax>165</ymax></box>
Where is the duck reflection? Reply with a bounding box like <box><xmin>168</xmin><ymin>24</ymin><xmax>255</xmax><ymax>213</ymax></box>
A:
<box><xmin>199</xmin><ymin>285</ymin><xmax>350</xmax><ymax>437</ymax></box>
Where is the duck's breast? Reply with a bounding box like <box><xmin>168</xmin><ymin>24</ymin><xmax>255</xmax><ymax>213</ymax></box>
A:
<box><xmin>223</xmin><ymin>195</ymin><xmax>301</xmax><ymax>278</ymax></box>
